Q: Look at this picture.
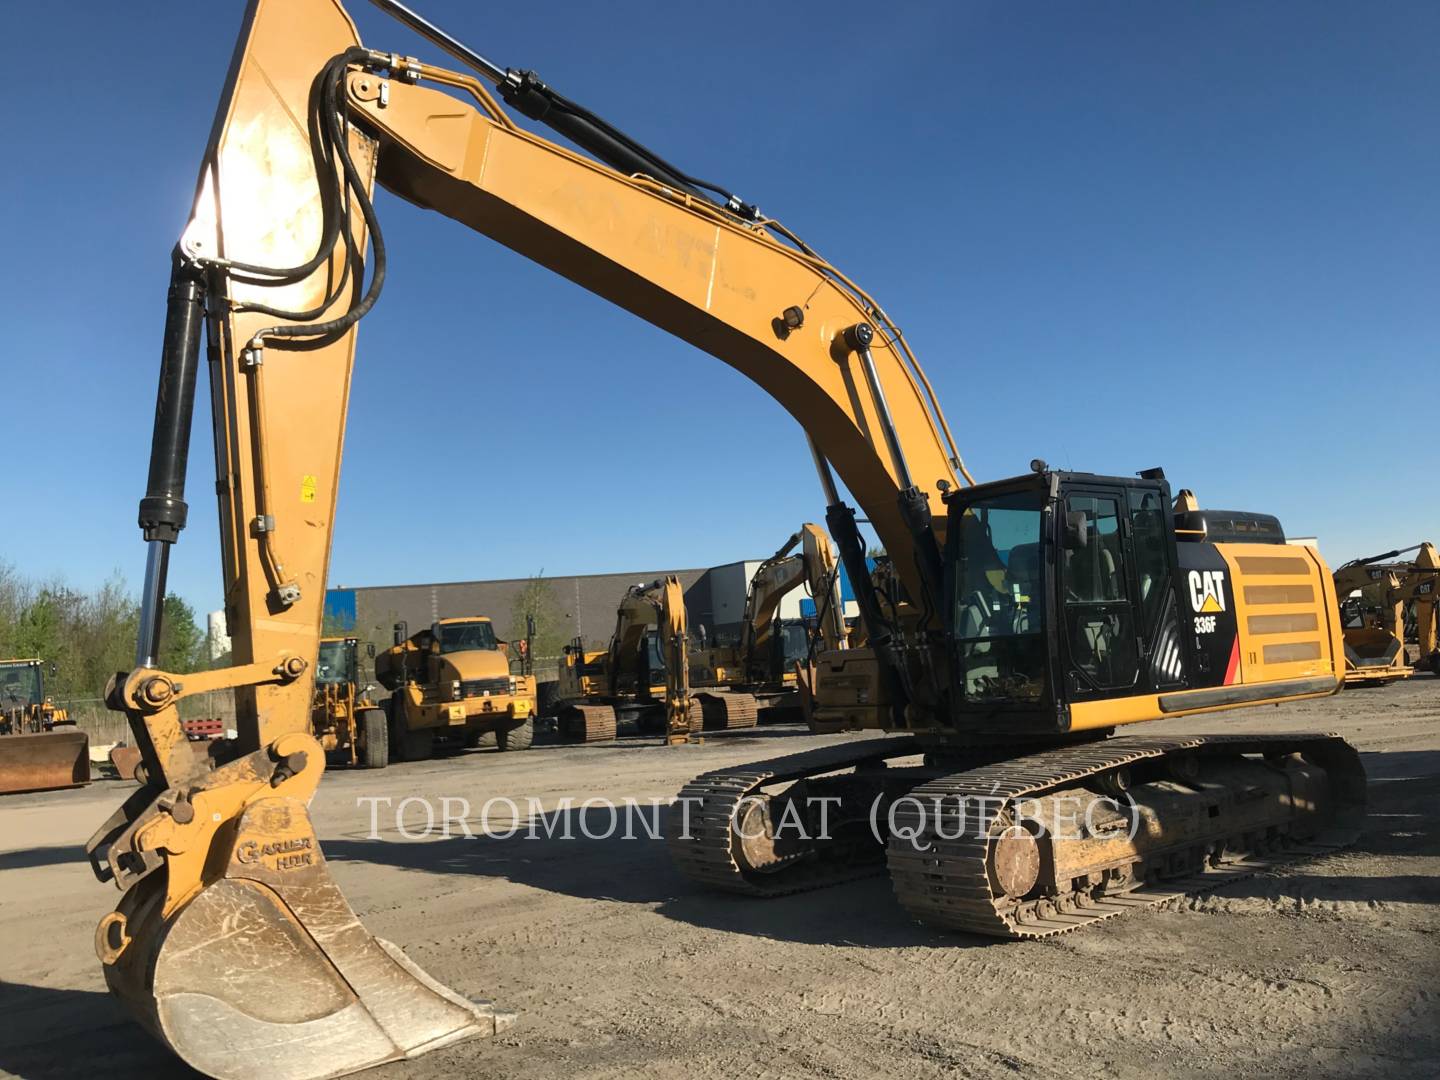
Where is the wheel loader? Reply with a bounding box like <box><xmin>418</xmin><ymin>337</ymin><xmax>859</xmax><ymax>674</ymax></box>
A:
<box><xmin>86</xmin><ymin>2</ymin><xmax>1367</xmax><ymax>1076</ymax></box>
<box><xmin>0</xmin><ymin>658</ymin><xmax>88</xmax><ymax>795</ymax></box>
<box><xmin>311</xmin><ymin>635</ymin><xmax>388</xmax><ymax>767</ymax></box>
<box><xmin>374</xmin><ymin>617</ymin><xmax>537</xmax><ymax>758</ymax></box>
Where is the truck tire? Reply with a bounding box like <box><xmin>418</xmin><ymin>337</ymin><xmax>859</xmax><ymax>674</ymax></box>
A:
<box><xmin>405</xmin><ymin>726</ymin><xmax>435</xmax><ymax>760</ymax></box>
<box><xmin>464</xmin><ymin>729</ymin><xmax>497</xmax><ymax>749</ymax></box>
<box><xmin>497</xmin><ymin>717</ymin><xmax>534</xmax><ymax>752</ymax></box>
<box><xmin>386</xmin><ymin>700</ymin><xmax>434</xmax><ymax>762</ymax></box>
<box><xmin>359</xmin><ymin>709</ymin><xmax>388</xmax><ymax>769</ymax></box>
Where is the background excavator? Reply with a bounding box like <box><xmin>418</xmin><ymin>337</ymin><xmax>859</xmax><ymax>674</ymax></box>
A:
<box><xmin>555</xmin><ymin>576</ymin><xmax>698</xmax><ymax>743</ymax></box>
<box><xmin>689</xmin><ymin>523</ymin><xmax>847</xmax><ymax>724</ymax></box>
<box><xmin>1332</xmin><ymin>543</ymin><xmax>1435</xmax><ymax>685</ymax></box>
<box><xmin>1392</xmin><ymin>543</ymin><xmax>1440</xmax><ymax>674</ymax></box>
<box><xmin>0</xmin><ymin>657</ymin><xmax>88</xmax><ymax>795</ymax></box>
<box><xmin>90</xmin><ymin>1</ymin><xmax>1367</xmax><ymax>1077</ymax></box>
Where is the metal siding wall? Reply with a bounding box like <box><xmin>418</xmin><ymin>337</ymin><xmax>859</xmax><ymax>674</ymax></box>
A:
<box><xmin>348</xmin><ymin>568</ymin><xmax>712</xmax><ymax>652</ymax></box>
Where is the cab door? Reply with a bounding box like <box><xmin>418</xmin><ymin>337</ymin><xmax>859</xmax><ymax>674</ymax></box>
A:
<box><xmin>1124</xmin><ymin>486</ymin><xmax>1187</xmax><ymax>690</ymax></box>
<box><xmin>1058</xmin><ymin>487</ymin><xmax>1142</xmax><ymax>700</ymax></box>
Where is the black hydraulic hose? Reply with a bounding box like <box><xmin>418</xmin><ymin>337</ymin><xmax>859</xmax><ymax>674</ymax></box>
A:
<box><xmin>218</xmin><ymin>51</ymin><xmax>364</xmax><ymax>285</ymax></box>
<box><xmin>500</xmin><ymin>72</ymin><xmax>758</xmax><ymax>219</ymax></box>
<box><xmin>1338</xmin><ymin>543</ymin><xmax>1424</xmax><ymax>573</ymax></box>
<box><xmin>251</xmin><ymin>56</ymin><xmax>389</xmax><ymax>344</ymax></box>
<box><xmin>358</xmin><ymin>0</ymin><xmax>753</xmax><ymax>211</ymax></box>
<box><xmin>805</xmin><ymin>566</ymin><xmax>840</xmax><ymax>665</ymax></box>
<box><xmin>230</xmin><ymin>59</ymin><xmax>355</xmax><ymax>317</ymax></box>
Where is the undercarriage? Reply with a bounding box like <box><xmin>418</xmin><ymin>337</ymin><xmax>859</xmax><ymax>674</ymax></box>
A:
<box><xmin>666</xmin><ymin>733</ymin><xmax>1365</xmax><ymax>938</ymax></box>
<box><xmin>557</xmin><ymin>691</ymin><xmax>760</xmax><ymax>743</ymax></box>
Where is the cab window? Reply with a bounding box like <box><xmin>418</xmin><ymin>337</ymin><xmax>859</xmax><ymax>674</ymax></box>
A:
<box><xmin>950</xmin><ymin>490</ymin><xmax>1047</xmax><ymax>704</ymax></box>
<box><xmin>1063</xmin><ymin>493</ymin><xmax>1138</xmax><ymax>691</ymax></box>
<box><xmin>1127</xmin><ymin>488</ymin><xmax>1173</xmax><ymax>639</ymax></box>
<box><xmin>438</xmin><ymin>622</ymin><xmax>498</xmax><ymax>653</ymax></box>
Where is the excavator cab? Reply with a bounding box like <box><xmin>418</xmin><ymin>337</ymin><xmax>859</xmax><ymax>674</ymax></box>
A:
<box><xmin>639</xmin><ymin>631</ymin><xmax>668</xmax><ymax>692</ymax></box>
<box><xmin>0</xmin><ymin>660</ymin><xmax>45</xmax><ymax>725</ymax></box>
<box><xmin>314</xmin><ymin>637</ymin><xmax>359</xmax><ymax>687</ymax></box>
<box><xmin>949</xmin><ymin>469</ymin><xmax>1189</xmax><ymax>725</ymax></box>
<box><xmin>774</xmin><ymin>621</ymin><xmax>812</xmax><ymax>670</ymax></box>
<box><xmin>944</xmin><ymin>468</ymin><xmax>1331</xmax><ymax>735</ymax></box>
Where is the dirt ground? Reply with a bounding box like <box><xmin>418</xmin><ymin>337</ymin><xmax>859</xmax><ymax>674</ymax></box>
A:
<box><xmin>2</xmin><ymin>680</ymin><xmax>1437</xmax><ymax>1080</ymax></box>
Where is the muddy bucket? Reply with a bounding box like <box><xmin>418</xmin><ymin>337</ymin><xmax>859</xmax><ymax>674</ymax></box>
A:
<box><xmin>98</xmin><ymin>796</ymin><xmax>513</xmax><ymax>1079</ymax></box>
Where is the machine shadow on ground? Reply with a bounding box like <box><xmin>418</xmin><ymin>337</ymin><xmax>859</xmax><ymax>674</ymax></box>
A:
<box><xmin>324</xmin><ymin>802</ymin><xmax>975</xmax><ymax>950</ymax></box>
<box><xmin>0</xmin><ymin>983</ymin><xmax>185</xmax><ymax>1080</ymax></box>
<box><xmin>0</xmin><ymin>843</ymin><xmax>87</xmax><ymax>871</ymax></box>
<box><xmin>326</xmin><ymin>750</ymin><xmax>1440</xmax><ymax>944</ymax></box>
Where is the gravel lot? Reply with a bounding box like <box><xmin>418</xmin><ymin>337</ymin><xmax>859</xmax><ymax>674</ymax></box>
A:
<box><xmin>2</xmin><ymin>678</ymin><xmax>1437</xmax><ymax>1079</ymax></box>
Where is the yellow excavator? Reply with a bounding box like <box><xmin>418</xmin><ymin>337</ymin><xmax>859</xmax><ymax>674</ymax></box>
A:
<box><xmin>87</xmin><ymin>1</ymin><xmax>1366</xmax><ymax>1076</ymax></box>
<box><xmin>690</xmin><ymin>523</ymin><xmax>847</xmax><ymax>724</ymax></box>
<box><xmin>1356</xmin><ymin>541</ymin><xmax>1440</xmax><ymax>676</ymax></box>
<box><xmin>1332</xmin><ymin>544</ymin><xmax>1434</xmax><ymax>685</ymax></box>
<box><xmin>0</xmin><ymin>658</ymin><xmax>89</xmax><ymax>795</ymax></box>
<box><xmin>1392</xmin><ymin>543</ymin><xmax>1440</xmax><ymax>674</ymax></box>
<box><xmin>555</xmin><ymin>576</ymin><xmax>697</xmax><ymax>743</ymax></box>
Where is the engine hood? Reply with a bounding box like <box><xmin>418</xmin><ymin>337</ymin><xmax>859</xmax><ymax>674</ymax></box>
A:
<box><xmin>440</xmin><ymin>650</ymin><xmax>510</xmax><ymax>681</ymax></box>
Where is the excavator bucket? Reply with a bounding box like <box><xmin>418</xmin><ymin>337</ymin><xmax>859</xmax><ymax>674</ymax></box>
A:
<box><xmin>0</xmin><ymin>729</ymin><xmax>89</xmax><ymax>795</ymax></box>
<box><xmin>1343</xmin><ymin>627</ymin><xmax>1410</xmax><ymax>682</ymax></box>
<box><xmin>99</xmin><ymin>796</ymin><xmax>513</xmax><ymax>1080</ymax></box>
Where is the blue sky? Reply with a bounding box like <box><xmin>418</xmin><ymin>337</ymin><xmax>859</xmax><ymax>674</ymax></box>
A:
<box><xmin>2</xmin><ymin>1</ymin><xmax>1435</xmax><ymax>616</ymax></box>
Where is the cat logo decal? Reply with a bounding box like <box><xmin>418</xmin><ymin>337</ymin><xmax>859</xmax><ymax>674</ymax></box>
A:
<box><xmin>1187</xmin><ymin>570</ymin><xmax>1227</xmax><ymax>614</ymax></box>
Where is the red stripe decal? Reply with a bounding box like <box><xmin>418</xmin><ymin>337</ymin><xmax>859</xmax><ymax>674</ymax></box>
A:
<box><xmin>1223</xmin><ymin>637</ymin><xmax>1240</xmax><ymax>685</ymax></box>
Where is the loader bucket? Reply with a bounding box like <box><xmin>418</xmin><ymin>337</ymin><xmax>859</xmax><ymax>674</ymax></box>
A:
<box><xmin>0</xmin><ymin>729</ymin><xmax>89</xmax><ymax>795</ymax></box>
<box><xmin>100</xmin><ymin>797</ymin><xmax>513</xmax><ymax>1080</ymax></box>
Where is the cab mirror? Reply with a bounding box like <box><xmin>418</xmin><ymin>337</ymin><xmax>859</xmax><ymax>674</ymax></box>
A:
<box><xmin>393</xmin><ymin>621</ymin><xmax>408</xmax><ymax>646</ymax></box>
<box><xmin>1064</xmin><ymin>511</ymin><xmax>1090</xmax><ymax>550</ymax></box>
<box><xmin>366</xmin><ymin>642</ymin><xmax>376</xmax><ymax>659</ymax></box>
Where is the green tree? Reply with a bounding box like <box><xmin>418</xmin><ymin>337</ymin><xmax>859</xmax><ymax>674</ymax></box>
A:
<box><xmin>12</xmin><ymin>588</ymin><xmax>64</xmax><ymax>668</ymax></box>
<box><xmin>508</xmin><ymin>572</ymin><xmax>566</xmax><ymax>674</ymax></box>
<box><xmin>157</xmin><ymin>595</ymin><xmax>206</xmax><ymax>674</ymax></box>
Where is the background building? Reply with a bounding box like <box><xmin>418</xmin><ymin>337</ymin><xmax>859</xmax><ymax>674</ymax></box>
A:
<box><xmin>323</xmin><ymin>558</ymin><xmax>864</xmax><ymax>663</ymax></box>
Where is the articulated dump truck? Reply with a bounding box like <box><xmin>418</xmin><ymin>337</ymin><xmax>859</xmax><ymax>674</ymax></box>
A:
<box><xmin>0</xmin><ymin>658</ymin><xmax>88</xmax><ymax>795</ymax></box>
<box><xmin>374</xmin><ymin>618</ymin><xmax>536</xmax><ymax>759</ymax></box>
